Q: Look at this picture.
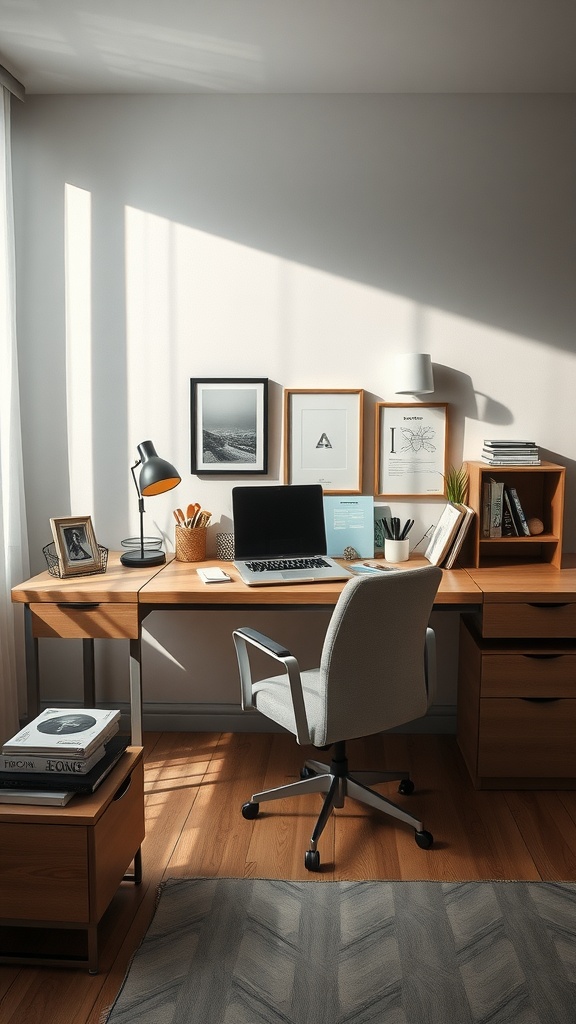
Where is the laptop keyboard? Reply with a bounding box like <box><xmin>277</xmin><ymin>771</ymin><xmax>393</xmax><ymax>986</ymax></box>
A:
<box><xmin>246</xmin><ymin>557</ymin><xmax>330</xmax><ymax>572</ymax></box>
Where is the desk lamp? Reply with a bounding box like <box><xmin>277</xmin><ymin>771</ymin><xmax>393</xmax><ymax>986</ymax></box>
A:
<box><xmin>120</xmin><ymin>440</ymin><xmax>181</xmax><ymax>567</ymax></box>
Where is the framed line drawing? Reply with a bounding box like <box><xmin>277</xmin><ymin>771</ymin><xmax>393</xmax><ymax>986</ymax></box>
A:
<box><xmin>375</xmin><ymin>403</ymin><xmax>448</xmax><ymax>498</ymax></box>
<box><xmin>190</xmin><ymin>378</ymin><xmax>268</xmax><ymax>474</ymax></box>
<box><xmin>284</xmin><ymin>389</ymin><xmax>364</xmax><ymax>493</ymax></box>
<box><xmin>49</xmin><ymin>515</ymin><xmax>100</xmax><ymax>576</ymax></box>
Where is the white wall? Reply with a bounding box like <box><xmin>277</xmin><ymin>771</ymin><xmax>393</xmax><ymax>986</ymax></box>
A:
<box><xmin>11</xmin><ymin>94</ymin><xmax>576</xmax><ymax>729</ymax></box>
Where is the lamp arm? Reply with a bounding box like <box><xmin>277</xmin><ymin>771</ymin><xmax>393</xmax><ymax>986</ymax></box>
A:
<box><xmin>129</xmin><ymin>460</ymin><xmax>145</xmax><ymax>559</ymax></box>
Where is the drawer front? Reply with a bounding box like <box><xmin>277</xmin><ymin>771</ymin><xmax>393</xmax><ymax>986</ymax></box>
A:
<box><xmin>0</xmin><ymin>823</ymin><xmax>88</xmax><ymax>922</ymax></box>
<box><xmin>31</xmin><ymin>602</ymin><xmax>139</xmax><ymax>639</ymax></box>
<box><xmin>481</xmin><ymin>654</ymin><xmax>576</xmax><ymax>698</ymax></box>
<box><xmin>482</xmin><ymin>602</ymin><xmax>576</xmax><ymax>639</ymax></box>
<box><xmin>478</xmin><ymin>697</ymin><xmax>576</xmax><ymax>777</ymax></box>
<box><xmin>92</xmin><ymin>760</ymin><xmax>145</xmax><ymax>922</ymax></box>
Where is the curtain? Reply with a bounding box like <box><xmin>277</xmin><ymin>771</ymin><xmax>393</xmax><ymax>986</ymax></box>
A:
<box><xmin>0</xmin><ymin>85</ymin><xmax>29</xmax><ymax>742</ymax></box>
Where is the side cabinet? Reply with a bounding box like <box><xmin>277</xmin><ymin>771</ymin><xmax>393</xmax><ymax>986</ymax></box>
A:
<box><xmin>458</xmin><ymin>616</ymin><xmax>576</xmax><ymax>789</ymax></box>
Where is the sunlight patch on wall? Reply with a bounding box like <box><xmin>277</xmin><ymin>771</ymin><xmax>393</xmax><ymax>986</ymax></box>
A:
<box><xmin>64</xmin><ymin>182</ymin><xmax>93</xmax><ymax>513</ymax></box>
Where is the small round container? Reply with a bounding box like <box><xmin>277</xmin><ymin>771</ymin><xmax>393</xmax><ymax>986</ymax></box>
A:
<box><xmin>384</xmin><ymin>539</ymin><xmax>410</xmax><ymax>562</ymax></box>
<box><xmin>175</xmin><ymin>525</ymin><xmax>207</xmax><ymax>562</ymax></box>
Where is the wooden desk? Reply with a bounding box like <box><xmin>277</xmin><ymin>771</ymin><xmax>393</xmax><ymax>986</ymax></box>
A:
<box><xmin>12</xmin><ymin>553</ymin><xmax>481</xmax><ymax>746</ymax></box>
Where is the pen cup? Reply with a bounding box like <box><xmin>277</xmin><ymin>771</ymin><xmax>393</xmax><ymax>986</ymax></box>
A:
<box><xmin>384</xmin><ymin>539</ymin><xmax>410</xmax><ymax>563</ymax></box>
<box><xmin>175</xmin><ymin>525</ymin><xmax>207</xmax><ymax>562</ymax></box>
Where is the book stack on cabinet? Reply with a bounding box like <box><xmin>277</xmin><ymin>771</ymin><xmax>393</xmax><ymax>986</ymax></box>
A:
<box><xmin>481</xmin><ymin>439</ymin><xmax>541</xmax><ymax>466</ymax></box>
<box><xmin>462</xmin><ymin>461</ymin><xmax>565</xmax><ymax>568</ymax></box>
<box><xmin>0</xmin><ymin>708</ymin><xmax>129</xmax><ymax>805</ymax></box>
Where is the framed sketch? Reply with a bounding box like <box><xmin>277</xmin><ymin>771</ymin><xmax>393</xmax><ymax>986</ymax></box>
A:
<box><xmin>284</xmin><ymin>389</ymin><xmax>363</xmax><ymax>493</ymax></box>
<box><xmin>375</xmin><ymin>403</ymin><xmax>448</xmax><ymax>498</ymax></box>
<box><xmin>190</xmin><ymin>378</ymin><xmax>268</xmax><ymax>474</ymax></box>
<box><xmin>49</xmin><ymin>515</ymin><xmax>100</xmax><ymax>576</ymax></box>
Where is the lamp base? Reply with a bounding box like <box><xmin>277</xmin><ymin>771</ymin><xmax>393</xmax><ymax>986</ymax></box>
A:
<box><xmin>120</xmin><ymin>549</ymin><xmax>166</xmax><ymax>568</ymax></box>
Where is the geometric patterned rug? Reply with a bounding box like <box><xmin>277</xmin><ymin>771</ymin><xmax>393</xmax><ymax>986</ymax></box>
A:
<box><xmin>105</xmin><ymin>877</ymin><xmax>576</xmax><ymax>1023</ymax></box>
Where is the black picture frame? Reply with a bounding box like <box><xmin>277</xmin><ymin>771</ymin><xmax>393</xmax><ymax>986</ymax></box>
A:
<box><xmin>190</xmin><ymin>378</ymin><xmax>268</xmax><ymax>474</ymax></box>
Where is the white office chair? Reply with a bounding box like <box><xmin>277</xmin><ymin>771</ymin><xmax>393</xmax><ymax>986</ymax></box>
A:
<box><xmin>233</xmin><ymin>564</ymin><xmax>442</xmax><ymax>871</ymax></box>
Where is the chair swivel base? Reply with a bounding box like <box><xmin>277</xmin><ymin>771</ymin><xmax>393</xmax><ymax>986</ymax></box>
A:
<box><xmin>241</xmin><ymin>740</ymin><xmax>433</xmax><ymax>871</ymax></box>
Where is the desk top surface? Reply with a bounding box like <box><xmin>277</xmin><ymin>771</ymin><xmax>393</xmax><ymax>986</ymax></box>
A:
<box><xmin>14</xmin><ymin>553</ymin><xmax>576</xmax><ymax>607</ymax></box>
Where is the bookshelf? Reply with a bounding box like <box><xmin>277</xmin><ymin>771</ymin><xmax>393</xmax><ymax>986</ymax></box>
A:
<box><xmin>463</xmin><ymin>461</ymin><xmax>565</xmax><ymax>568</ymax></box>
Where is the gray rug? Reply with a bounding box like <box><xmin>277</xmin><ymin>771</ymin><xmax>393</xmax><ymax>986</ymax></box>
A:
<box><xmin>106</xmin><ymin>878</ymin><xmax>576</xmax><ymax>1023</ymax></box>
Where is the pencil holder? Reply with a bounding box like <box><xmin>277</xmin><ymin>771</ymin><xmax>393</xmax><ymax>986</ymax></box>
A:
<box><xmin>216</xmin><ymin>533</ymin><xmax>235</xmax><ymax>561</ymax></box>
<box><xmin>175</xmin><ymin>525</ymin><xmax>207</xmax><ymax>562</ymax></box>
<box><xmin>384</xmin><ymin>539</ymin><xmax>409</xmax><ymax>562</ymax></box>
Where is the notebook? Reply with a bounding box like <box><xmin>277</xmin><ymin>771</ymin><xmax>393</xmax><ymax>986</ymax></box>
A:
<box><xmin>232</xmin><ymin>484</ymin><xmax>354</xmax><ymax>586</ymax></box>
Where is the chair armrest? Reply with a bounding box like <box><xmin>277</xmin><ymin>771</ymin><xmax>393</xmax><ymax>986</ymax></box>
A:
<box><xmin>232</xmin><ymin>627</ymin><xmax>312</xmax><ymax>745</ymax></box>
<box><xmin>424</xmin><ymin>627</ymin><xmax>437</xmax><ymax>706</ymax></box>
<box><xmin>233</xmin><ymin>626</ymin><xmax>291</xmax><ymax>659</ymax></box>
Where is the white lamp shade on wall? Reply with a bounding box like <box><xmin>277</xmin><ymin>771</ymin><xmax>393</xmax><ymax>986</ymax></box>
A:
<box><xmin>394</xmin><ymin>353</ymin><xmax>435</xmax><ymax>395</ymax></box>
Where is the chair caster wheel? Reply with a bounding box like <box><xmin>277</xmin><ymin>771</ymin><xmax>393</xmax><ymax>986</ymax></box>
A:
<box><xmin>305</xmin><ymin>849</ymin><xmax>321</xmax><ymax>871</ymax></box>
<box><xmin>415</xmin><ymin>829</ymin><xmax>433</xmax><ymax>849</ymax></box>
<box><xmin>241</xmin><ymin>801</ymin><xmax>259</xmax><ymax>820</ymax></box>
<box><xmin>398</xmin><ymin>779</ymin><xmax>414</xmax><ymax>795</ymax></box>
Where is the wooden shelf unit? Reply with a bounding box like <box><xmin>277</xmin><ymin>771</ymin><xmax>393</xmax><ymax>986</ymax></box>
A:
<box><xmin>463</xmin><ymin>460</ymin><xmax>565</xmax><ymax>568</ymax></box>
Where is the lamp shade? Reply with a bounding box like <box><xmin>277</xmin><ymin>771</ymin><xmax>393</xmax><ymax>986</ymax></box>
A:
<box><xmin>394</xmin><ymin>353</ymin><xmax>434</xmax><ymax>395</ymax></box>
<box><xmin>137</xmin><ymin>441</ymin><xmax>181</xmax><ymax>496</ymax></box>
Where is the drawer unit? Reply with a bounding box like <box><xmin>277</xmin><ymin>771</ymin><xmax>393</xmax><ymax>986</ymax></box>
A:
<box><xmin>30</xmin><ymin>601</ymin><xmax>139</xmax><ymax>639</ymax></box>
<box><xmin>482</xmin><ymin>601</ymin><xmax>576</xmax><ymax>639</ymax></box>
<box><xmin>0</xmin><ymin>748</ymin><xmax>144</xmax><ymax>973</ymax></box>
<box><xmin>457</xmin><ymin>618</ymin><xmax>576</xmax><ymax>789</ymax></box>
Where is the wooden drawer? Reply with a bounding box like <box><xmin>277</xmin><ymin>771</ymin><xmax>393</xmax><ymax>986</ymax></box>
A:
<box><xmin>91</xmin><ymin>759</ymin><xmax>145</xmax><ymax>921</ymax></box>
<box><xmin>482</xmin><ymin>602</ymin><xmax>576</xmax><ymax>639</ymax></box>
<box><xmin>478</xmin><ymin>697</ymin><xmax>576</xmax><ymax>778</ymax></box>
<box><xmin>0</xmin><ymin>821</ymin><xmax>88</xmax><ymax>921</ymax></box>
<box><xmin>30</xmin><ymin>602</ymin><xmax>139</xmax><ymax>639</ymax></box>
<box><xmin>481</xmin><ymin>653</ymin><xmax>576</xmax><ymax>698</ymax></box>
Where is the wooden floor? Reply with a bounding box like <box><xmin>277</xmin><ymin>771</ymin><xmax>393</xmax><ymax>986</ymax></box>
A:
<box><xmin>1</xmin><ymin>730</ymin><xmax>576</xmax><ymax>1023</ymax></box>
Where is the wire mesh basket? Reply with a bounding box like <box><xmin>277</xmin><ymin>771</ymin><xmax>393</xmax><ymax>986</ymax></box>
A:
<box><xmin>43</xmin><ymin>542</ymin><xmax>109</xmax><ymax>578</ymax></box>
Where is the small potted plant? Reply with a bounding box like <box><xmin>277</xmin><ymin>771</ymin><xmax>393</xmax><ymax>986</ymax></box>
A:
<box><xmin>444</xmin><ymin>464</ymin><xmax>469</xmax><ymax>505</ymax></box>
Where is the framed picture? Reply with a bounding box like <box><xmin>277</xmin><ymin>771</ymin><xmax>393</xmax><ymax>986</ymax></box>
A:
<box><xmin>284</xmin><ymin>389</ymin><xmax>363</xmax><ymax>493</ymax></box>
<box><xmin>190</xmin><ymin>378</ymin><xmax>268</xmax><ymax>474</ymax></box>
<box><xmin>375</xmin><ymin>403</ymin><xmax>448</xmax><ymax>498</ymax></box>
<box><xmin>49</xmin><ymin>515</ymin><xmax>100</xmax><ymax>576</ymax></box>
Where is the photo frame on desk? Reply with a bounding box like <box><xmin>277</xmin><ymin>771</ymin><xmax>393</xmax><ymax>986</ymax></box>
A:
<box><xmin>284</xmin><ymin>389</ymin><xmax>363</xmax><ymax>493</ymax></box>
<box><xmin>49</xmin><ymin>515</ymin><xmax>100</xmax><ymax>577</ymax></box>
<box><xmin>190</xmin><ymin>378</ymin><xmax>268</xmax><ymax>474</ymax></box>
<box><xmin>375</xmin><ymin>403</ymin><xmax>448</xmax><ymax>498</ymax></box>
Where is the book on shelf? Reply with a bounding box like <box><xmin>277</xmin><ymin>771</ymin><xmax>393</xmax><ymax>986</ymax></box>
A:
<box><xmin>504</xmin><ymin>484</ymin><xmax>531</xmax><ymax>536</ymax></box>
<box><xmin>2</xmin><ymin>707</ymin><xmax>121</xmax><ymax>759</ymax></box>
<box><xmin>442</xmin><ymin>505</ymin><xmax>475</xmax><ymax>568</ymax></box>
<box><xmin>488</xmin><ymin>478</ymin><xmax>504</xmax><ymax>538</ymax></box>
<box><xmin>0</xmin><ymin>789</ymin><xmax>74</xmax><ymax>807</ymax></box>
<box><xmin>483</xmin><ymin>440</ymin><xmax>537</xmax><ymax>447</ymax></box>
<box><xmin>502</xmin><ymin>490</ymin><xmax>519</xmax><ymax>536</ymax></box>
<box><xmin>424</xmin><ymin>503</ymin><xmax>466</xmax><ymax>567</ymax></box>
<box><xmin>0</xmin><ymin>734</ymin><xmax>129</xmax><ymax>794</ymax></box>
<box><xmin>0</xmin><ymin>739</ymin><xmax>108</xmax><ymax>775</ymax></box>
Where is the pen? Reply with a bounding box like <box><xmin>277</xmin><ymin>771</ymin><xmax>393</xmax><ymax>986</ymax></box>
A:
<box><xmin>382</xmin><ymin>518</ymin><xmax>394</xmax><ymax>540</ymax></box>
<box><xmin>400</xmin><ymin>519</ymin><xmax>414</xmax><ymax>540</ymax></box>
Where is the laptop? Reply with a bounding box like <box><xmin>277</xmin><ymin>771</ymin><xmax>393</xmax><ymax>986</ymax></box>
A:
<box><xmin>232</xmin><ymin>484</ymin><xmax>354</xmax><ymax>586</ymax></box>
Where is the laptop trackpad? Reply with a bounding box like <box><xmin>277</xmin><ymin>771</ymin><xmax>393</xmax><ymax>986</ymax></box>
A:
<box><xmin>280</xmin><ymin>571</ymin><xmax>316</xmax><ymax>581</ymax></box>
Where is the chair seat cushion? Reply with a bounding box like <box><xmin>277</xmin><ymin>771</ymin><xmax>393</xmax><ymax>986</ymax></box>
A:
<box><xmin>253</xmin><ymin>670</ymin><xmax>326</xmax><ymax>745</ymax></box>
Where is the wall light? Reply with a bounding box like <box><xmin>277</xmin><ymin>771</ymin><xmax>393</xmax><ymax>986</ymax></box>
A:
<box><xmin>394</xmin><ymin>353</ymin><xmax>435</xmax><ymax>395</ymax></box>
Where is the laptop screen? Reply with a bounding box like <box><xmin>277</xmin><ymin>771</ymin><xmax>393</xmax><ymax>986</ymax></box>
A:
<box><xmin>232</xmin><ymin>484</ymin><xmax>328</xmax><ymax>560</ymax></box>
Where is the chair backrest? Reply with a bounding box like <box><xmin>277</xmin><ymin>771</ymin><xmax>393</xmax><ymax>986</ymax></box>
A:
<box><xmin>316</xmin><ymin>565</ymin><xmax>442</xmax><ymax>745</ymax></box>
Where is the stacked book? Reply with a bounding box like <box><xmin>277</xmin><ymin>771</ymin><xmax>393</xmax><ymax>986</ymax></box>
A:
<box><xmin>0</xmin><ymin>708</ymin><xmax>128</xmax><ymax>806</ymax></box>
<box><xmin>482</xmin><ymin>440</ymin><xmax>540</xmax><ymax>466</ymax></box>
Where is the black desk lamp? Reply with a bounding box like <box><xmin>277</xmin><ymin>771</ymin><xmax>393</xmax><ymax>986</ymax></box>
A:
<box><xmin>120</xmin><ymin>440</ymin><xmax>181</xmax><ymax>567</ymax></box>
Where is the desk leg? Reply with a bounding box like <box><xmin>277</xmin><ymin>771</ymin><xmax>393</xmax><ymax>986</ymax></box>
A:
<box><xmin>129</xmin><ymin>636</ymin><xmax>143</xmax><ymax>746</ymax></box>
<box><xmin>24</xmin><ymin>605</ymin><xmax>39</xmax><ymax>722</ymax></box>
<box><xmin>82</xmin><ymin>639</ymin><xmax>96</xmax><ymax>707</ymax></box>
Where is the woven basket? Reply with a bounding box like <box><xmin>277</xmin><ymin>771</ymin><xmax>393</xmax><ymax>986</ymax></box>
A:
<box><xmin>175</xmin><ymin>525</ymin><xmax>207</xmax><ymax>562</ymax></box>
